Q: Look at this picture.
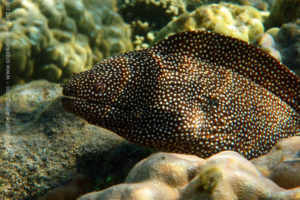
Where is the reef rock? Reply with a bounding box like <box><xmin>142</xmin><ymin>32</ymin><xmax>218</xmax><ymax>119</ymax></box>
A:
<box><xmin>0</xmin><ymin>0</ymin><xmax>132</xmax><ymax>93</ymax></box>
<box><xmin>0</xmin><ymin>80</ymin><xmax>150</xmax><ymax>199</ymax></box>
<box><xmin>78</xmin><ymin>149</ymin><xmax>300</xmax><ymax>200</ymax></box>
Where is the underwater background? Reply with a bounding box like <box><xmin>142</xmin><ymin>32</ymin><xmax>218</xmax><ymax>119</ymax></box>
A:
<box><xmin>0</xmin><ymin>0</ymin><xmax>300</xmax><ymax>199</ymax></box>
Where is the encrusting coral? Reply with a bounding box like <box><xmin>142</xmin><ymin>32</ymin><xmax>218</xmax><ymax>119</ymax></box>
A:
<box><xmin>78</xmin><ymin>146</ymin><xmax>300</xmax><ymax>200</ymax></box>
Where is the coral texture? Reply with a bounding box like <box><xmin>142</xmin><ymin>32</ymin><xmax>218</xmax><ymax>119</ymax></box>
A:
<box><xmin>185</xmin><ymin>0</ymin><xmax>270</xmax><ymax>11</ymax></box>
<box><xmin>0</xmin><ymin>0</ymin><xmax>132</xmax><ymax>92</ymax></box>
<box><xmin>78</xmin><ymin>149</ymin><xmax>300</xmax><ymax>200</ymax></box>
<box><xmin>153</xmin><ymin>3</ymin><xmax>265</xmax><ymax>44</ymax></box>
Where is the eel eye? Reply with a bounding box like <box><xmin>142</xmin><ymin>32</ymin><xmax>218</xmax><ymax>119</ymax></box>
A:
<box><xmin>94</xmin><ymin>82</ymin><xmax>106</xmax><ymax>93</ymax></box>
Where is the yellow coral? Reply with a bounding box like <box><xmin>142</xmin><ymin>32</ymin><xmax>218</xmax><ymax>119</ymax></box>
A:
<box><xmin>154</xmin><ymin>3</ymin><xmax>265</xmax><ymax>44</ymax></box>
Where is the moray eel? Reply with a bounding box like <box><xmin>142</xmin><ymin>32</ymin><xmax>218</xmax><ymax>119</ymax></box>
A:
<box><xmin>62</xmin><ymin>31</ymin><xmax>300</xmax><ymax>159</ymax></box>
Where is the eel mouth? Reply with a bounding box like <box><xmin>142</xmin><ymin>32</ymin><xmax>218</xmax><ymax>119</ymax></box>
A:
<box><xmin>61</xmin><ymin>96</ymin><xmax>85</xmax><ymax>113</ymax></box>
<box><xmin>61</xmin><ymin>83</ymin><xmax>111</xmax><ymax>118</ymax></box>
<box><xmin>61</xmin><ymin>95</ymin><xmax>99</xmax><ymax>108</ymax></box>
<box><xmin>61</xmin><ymin>83</ymin><xmax>94</xmax><ymax>113</ymax></box>
<box><xmin>61</xmin><ymin>82</ymin><xmax>90</xmax><ymax>105</ymax></box>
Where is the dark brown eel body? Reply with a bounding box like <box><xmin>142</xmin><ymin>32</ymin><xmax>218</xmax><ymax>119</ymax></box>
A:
<box><xmin>62</xmin><ymin>31</ymin><xmax>300</xmax><ymax>159</ymax></box>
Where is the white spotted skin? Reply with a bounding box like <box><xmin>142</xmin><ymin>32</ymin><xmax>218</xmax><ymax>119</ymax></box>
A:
<box><xmin>62</xmin><ymin>31</ymin><xmax>300</xmax><ymax>160</ymax></box>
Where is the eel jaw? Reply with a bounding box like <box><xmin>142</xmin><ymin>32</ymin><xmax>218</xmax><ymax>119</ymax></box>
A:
<box><xmin>61</xmin><ymin>96</ymin><xmax>87</xmax><ymax>115</ymax></box>
<box><xmin>61</xmin><ymin>92</ymin><xmax>113</xmax><ymax>126</ymax></box>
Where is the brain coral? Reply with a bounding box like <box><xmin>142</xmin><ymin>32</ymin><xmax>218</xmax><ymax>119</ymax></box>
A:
<box><xmin>153</xmin><ymin>3</ymin><xmax>265</xmax><ymax>44</ymax></box>
<box><xmin>78</xmin><ymin>150</ymin><xmax>300</xmax><ymax>200</ymax></box>
<box><xmin>0</xmin><ymin>0</ymin><xmax>132</xmax><ymax>93</ymax></box>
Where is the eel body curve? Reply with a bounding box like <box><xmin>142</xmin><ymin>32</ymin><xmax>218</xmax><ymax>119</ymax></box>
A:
<box><xmin>62</xmin><ymin>31</ymin><xmax>300</xmax><ymax>159</ymax></box>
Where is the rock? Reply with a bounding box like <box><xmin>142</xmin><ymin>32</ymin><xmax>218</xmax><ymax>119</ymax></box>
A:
<box><xmin>0</xmin><ymin>0</ymin><xmax>133</xmax><ymax>94</ymax></box>
<box><xmin>153</xmin><ymin>3</ymin><xmax>265</xmax><ymax>44</ymax></box>
<box><xmin>78</xmin><ymin>149</ymin><xmax>300</xmax><ymax>200</ymax></box>
<box><xmin>0</xmin><ymin>80</ymin><xmax>151</xmax><ymax>199</ymax></box>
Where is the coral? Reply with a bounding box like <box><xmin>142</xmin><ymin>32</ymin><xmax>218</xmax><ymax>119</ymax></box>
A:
<box><xmin>234</xmin><ymin>0</ymin><xmax>269</xmax><ymax>10</ymax></box>
<box><xmin>153</xmin><ymin>3</ymin><xmax>265</xmax><ymax>44</ymax></box>
<box><xmin>185</xmin><ymin>0</ymin><xmax>270</xmax><ymax>11</ymax></box>
<box><xmin>78</xmin><ymin>149</ymin><xmax>300</xmax><ymax>200</ymax></box>
<box><xmin>117</xmin><ymin>0</ymin><xmax>185</xmax><ymax>29</ymax></box>
<box><xmin>116</xmin><ymin>0</ymin><xmax>186</xmax><ymax>49</ymax></box>
<box><xmin>115</xmin><ymin>0</ymin><xmax>273</xmax><ymax>50</ymax></box>
<box><xmin>265</xmin><ymin>0</ymin><xmax>300</xmax><ymax>29</ymax></box>
<box><xmin>0</xmin><ymin>0</ymin><xmax>132</xmax><ymax>93</ymax></box>
<box><xmin>117</xmin><ymin>1</ymin><xmax>268</xmax><ymax>49</ymax></box>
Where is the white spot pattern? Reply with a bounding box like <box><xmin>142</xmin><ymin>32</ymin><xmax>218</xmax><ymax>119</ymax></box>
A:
<box><xmin>62</xmin><ymin>31</ymin><xmax>300</xmax><ymax>159</ymax></box>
